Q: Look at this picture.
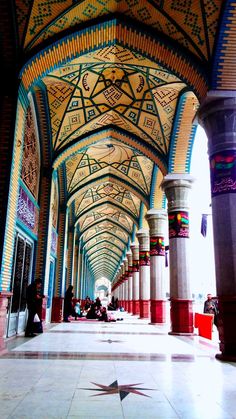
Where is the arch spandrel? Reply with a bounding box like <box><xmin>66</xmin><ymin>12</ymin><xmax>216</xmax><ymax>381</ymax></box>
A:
<box><xmin>65</xmin><ymin>140</ymin><xmax>154</xmax><ymax>196</ymax></box>
<box><xmin>43</xmin><ymin>60</ymin><xmax>187</xmax><ymax>156</ymax></box>
<box><xmin>73</xmin><ymin>183</ymin><xmax>141</xmax><ymax>219</ymax></box>
<box><xmin>85</xmin><ymin>237</ymin><xmax>124</xmax><ymax>255</ymax></box>
<box><xmin>78</xmin><ymin>207</ymin><xmax>134</xmax><ymax>234</ymax></box>
<box><xmin>82</xmin><ymin>225</ymin><xmax>129</xmax><ymax>244</ymax></box>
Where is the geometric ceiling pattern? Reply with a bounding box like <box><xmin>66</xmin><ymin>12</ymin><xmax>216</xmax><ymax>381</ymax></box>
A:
<box><xmin>14</xmin><ymin>0</ymin><xmax>231</xmax><ymax>282</ymax></box>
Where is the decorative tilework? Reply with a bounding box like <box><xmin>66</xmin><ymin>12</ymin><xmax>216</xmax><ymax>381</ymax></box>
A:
<box><xmin>17</xmin><ymin>185</ymin><xmax>39</xmax><ymax>234</ymax></box>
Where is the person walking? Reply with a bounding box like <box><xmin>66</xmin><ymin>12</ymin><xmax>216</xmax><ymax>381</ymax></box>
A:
<box><xmin>25</xmin><ymin>279</ymin><xmax>42</xmax><ymax>337</ymax></box>
<box><xmin>64</xmin><ymin>285</ymin><xmax>74</xmax><ymax>322</ymax></box>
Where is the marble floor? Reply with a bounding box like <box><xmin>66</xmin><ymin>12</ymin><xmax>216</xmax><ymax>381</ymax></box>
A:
<box><xmin>0</xmin><ymin>313</ymin><xmax>235</xmax><ymax>419</ymax></box>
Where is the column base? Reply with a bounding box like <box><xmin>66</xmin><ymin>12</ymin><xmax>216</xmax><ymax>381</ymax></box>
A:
<box><xmin>51</xmin><ymin>297</ymin><xmax>63</xmax><ymax>322</ymax></box>
<box><xmin>0</xmin><ymin>292</ymin><xmax>12</xmax><ymax>353</ymax></box>
<box><xmin>139</xmin><ymin>300</ymin><xmax>150</xmax><ymax>318</ymax></box>
<box><xmin>128</xmin><ymin>300</ymin><xmax>133</xmax><ymax>313</ymax></box>
<box><xmin>170</xmin><ymin>298</ymin><xmax>194</xmax><ymax>334</ymax></box>
<box><xmin>150</xmin><ymin>300</ymin><xmax>166</xmax><ymax>324</ymax></box>
<box><xmin>132</xmin><ymin>300</ymin><xmax>140</xmax><ymax>315</ymax></box>
<box><xmin>217</xmin><ymin>295</ymin><xmax>236</xmax><ymax>359</ymax></box>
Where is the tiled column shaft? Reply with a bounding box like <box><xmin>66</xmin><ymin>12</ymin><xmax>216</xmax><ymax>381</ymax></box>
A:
<box><xmin>137</xmin><ymin>229</ymin><xmax>150</xmax><ymax>319</ymax></box>
<box><xmin>161</xmin><ymin>174</ymin><xmax>194</xmax><ymax>334</ymax></box>
<box><xmin>127</xmin><ymin>251</ymin><xmax>133</xmax><ymax>313</ymax></box>
<box><xmin>199</xmin><ymin>95</ymin><xmax>236</xmax><ymax>360</ymax></box>
<box><xmin>146</xmin><ymin>209</ymin><xmax>167</xmax><ymax>324</ymax></box>
<box><xmin>131</xmin><ymin>243</ymin><xmax>140</xmax><ymax>315</ymax></box>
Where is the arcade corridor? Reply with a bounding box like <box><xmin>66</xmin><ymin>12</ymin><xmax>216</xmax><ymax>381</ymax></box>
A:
<box><xmin>1</xmin><ymin>313</ymin><xmax>235</xmax><ymax>419</ymax></box>
<box><xmin>1</xmin><ymin>6</ymin><xmax>236</xmax><ymax>417</ymax></box>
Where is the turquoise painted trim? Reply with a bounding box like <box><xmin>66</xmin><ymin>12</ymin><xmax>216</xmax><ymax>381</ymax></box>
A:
<box><xmin>168</xmin><ymin>93</ymin><xmax>187</xmax><ymax>173</ymax></box>
<box><xmin>18</xmin><ymin>83</ymin><xmax>30</xmax><ymax>111</ymax></box>
<box><xmin>186</xmin><ymin>123</ymin><xmax>198</xmax><ymax>173</ymax></box>
<box><xmin>16</xmin><ymin>219</ymin><xmax>38</xmax><ymax>241</ymax></box>
<box><xmin>131</xmin><ymin>224</ymin><xmax>136</xmax><ymax>242</ymax></box>
<box><xmin>32</xmin><ymin>81</ymin><xmax>54</xmax><ymax>161</ymax></box>
<box><xmin>138</xmin><ymin>202</ymin><xmax>145</xmax><ymax>229</ymax></box>
<box><xmin>149</xmin><ymin>164</ymin><xmax>158</xmax><ymax>209</ymax></box>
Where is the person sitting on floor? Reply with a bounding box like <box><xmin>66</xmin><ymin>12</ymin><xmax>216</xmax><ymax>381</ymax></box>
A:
<box><xmin>86</xmin><ymin>303</ymin><xmax>98</xmax><ymax>319</ymax></box>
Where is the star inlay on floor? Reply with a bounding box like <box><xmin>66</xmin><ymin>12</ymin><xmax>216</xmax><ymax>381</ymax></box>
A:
<box><xmin>98</xmin><ymin>339</ymin><xmax>124</xmax><ymax>344</ymax></box>
<box><xmin>81</xmin><ymin>380</ymin><xmax>155</xmax><ymax>400</ymax></box>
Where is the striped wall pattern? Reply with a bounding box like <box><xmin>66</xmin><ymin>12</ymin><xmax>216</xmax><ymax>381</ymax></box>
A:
<box><xmin>55</xmin><ymin>208</ymin><xmax>67</xmax><ymax>297</ymax></box>
<box><xmin>212</xmin><ymin>1</ymin><xmax>236</xmax><ymax>90</ymax></box>
<box><xmin>0</xmin><ymin>100</ymin><xmax>26</xmax><ymax>291</ymax></box>
<box><xmin>66</xmin><ymin>228</ymin><xmax>74</xmax><ymax>289</ymax></box>
<box><xmin>34</xmin><ymin>173</ymin><xmax>52</xmax><ymax>282</ymax></box>
<box><xmin>168</xmin><ymin>92</ymin><xmax>199</xmax><ymax>174</ymax></box>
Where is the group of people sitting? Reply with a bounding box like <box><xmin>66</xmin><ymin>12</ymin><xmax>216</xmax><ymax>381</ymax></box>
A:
<box><xmin>63</xmin><ymin>288</ymin><xmax>119</xmax><ymax>322</ymax></box>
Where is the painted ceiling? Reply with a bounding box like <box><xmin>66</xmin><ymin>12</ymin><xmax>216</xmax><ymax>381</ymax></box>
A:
<box><xmin>14</xmin><ymin>0</ymin><xmax>232</xmax><ymax>283</ymax></box>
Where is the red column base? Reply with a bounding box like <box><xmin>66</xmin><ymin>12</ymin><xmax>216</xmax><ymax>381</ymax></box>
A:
<box><xmin>128</xmin><ymin>300</ymin><xmax>133</xmax><ymax>313</ymax></box>
<box><xmin>132</xmin><ymin>300</ymin><xmax>140</xmax><ymax>315</ymax></box>
<box><xmin>0</xmin><ymin>292</ymin><xmax>11</xmax><ymax>354</ymax></box>
<box><xmin>139</xmin><ymin>300</ymin><xmax>150</xmax><ymax>318</ymax></box>
<box><xmin>169</xmin><ymin>298</ymin><xmax>194</xmax><ymax>334</ymax></box>
<box><xmin>216</xmin><ymin>295</ymin><xmax>236</xmax><ymax>361</ymax></box>
<box><xmin>150</xmin><ymin>300</ymin><xmax>166</xmax><ymax>323</ymax></box>
<box><xmin>51</xmin><ymin>297</ymin><xmax>63</xmax><ymax>323</ymax></box>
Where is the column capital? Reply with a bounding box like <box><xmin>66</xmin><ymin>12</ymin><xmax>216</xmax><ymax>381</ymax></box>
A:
<box><xmin>161</xmin><ymin>174</ymin><xmax>194</xmax><ymax>212</ymax></box>
<box><xmin>146</xmin><ymin>209</ymin><xmax>167</xmax><ymax>236</ymax></box>
<box><xmin>126</xmin><ymin>251</ymin><xmax>132</xmax><ymax>268</ymax></box>
<box><xmin>198</xmin><ymin>94</ymin><xmax>236</xmax><ymax>155</ymax></box>
<box><xmin>136</xmin><ymin>228</ymin><xmax>149</xmax><ymax>251</ymax></box>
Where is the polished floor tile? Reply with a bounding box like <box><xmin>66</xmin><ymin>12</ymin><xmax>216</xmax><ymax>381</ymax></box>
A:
<box><xmin>0</xmin><ymin>312</ymin><xmax>235</xmax><ymax>419</ymax></box>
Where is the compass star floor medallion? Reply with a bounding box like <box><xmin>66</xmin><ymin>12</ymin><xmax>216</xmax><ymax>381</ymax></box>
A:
<box><xmin>81</xmin><ymin>380</ymin><xmax>155</xmax><ymax>401</ymax></box>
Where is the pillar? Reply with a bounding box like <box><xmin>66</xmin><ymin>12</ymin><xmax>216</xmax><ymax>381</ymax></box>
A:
<box><xmin>199</xmin><ymin>94</ymin><xmax>236</xmax><ymax>360</ymax></box>
<box><xmin>146</xmin><ymin>209</ymin><xmax>167</xmax><ymax>323</ymax></box>
<box><xmin>124</xmin><ymin>258</ymin><xmax>128</xmax><ymax>311</ymax></box>
<box><xmin>127</xmin><ymin>251</ymin><xmax>133</xmax><ymax>313</ymax></box>
<box><xmin>131</xmin><ymin>243</ymin><xmax>140</xmax><ymax>315</ymax></box>
<box><xmin>161</xmin><ymin>174</ymin><xmax>194</xmax><ymax>334</ymax></box>
<box><xmin>51</xmin><ymin>205</ymin><xmax>68</xmax><ymax>322</ymax></box>
<box><xmin>136</xmin><ymin>229</ymin><xmax>150</xmax><ymax>318</ymax></box>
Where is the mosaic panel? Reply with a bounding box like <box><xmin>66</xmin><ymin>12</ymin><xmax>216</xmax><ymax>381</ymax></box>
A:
<box><xmin>21</xmin><ymin>108</ymin><xmax>40</xmax><ymax>200</ymax></box>
<box><xmin>66</xmin><ymin>139</ymin><xmax>153</xmax><ymax>196</ymax></box>
<box><xmin>17</xmin><ymin>186</ymin><xmax>39</xmax><ymax>235</ymax></box>
<box><xmin>47</xmin><ymin>60</ymin><xmax>184</xmax><ymax>156</ymax></box>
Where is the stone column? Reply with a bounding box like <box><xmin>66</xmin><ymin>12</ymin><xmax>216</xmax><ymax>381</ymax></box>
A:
<box><xmin>127</xmin><ymin>251</ymin><xmax>133</xmax><ymax>313</ymax></box>
<box><xmin>120</xmin><ymin>263</ymin><xmax>125</xmax><ymax>308</ymax></box>
<box><xmin>131</xmin><ymin>243</ymin><xmax>140</xmax><ymax>315</ymax></box>
<box><xmin>124</xmin><ymin>258</ymin><xmax>129</xmax><ymax>311</ymax></box>
<box><xmin>136</xmin><ymin>229</ymin><xmax>150</xmax><ymax>318</ymax></box>
<box><xmin>199</xmin><ymin>95</ymin><xmax>236</xmax><ymax>360</ymax></box>
<box><xmin>146</xmin><ymin>209</ymin><xmax>167</xmax><ymax>324</ymax></box>
<box><xmin>161</xmin><ymin>174</ymin><xmax>194</xmax><ymax>334</ymax></box>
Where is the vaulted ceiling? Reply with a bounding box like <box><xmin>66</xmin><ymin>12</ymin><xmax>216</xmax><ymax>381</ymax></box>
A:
<box><xmin>13</xmin><ymin>0</ymin><xmax>234</xmax><ymax>283</ymax></box>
